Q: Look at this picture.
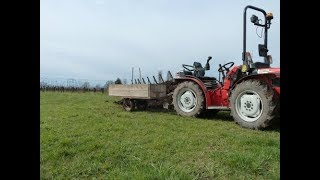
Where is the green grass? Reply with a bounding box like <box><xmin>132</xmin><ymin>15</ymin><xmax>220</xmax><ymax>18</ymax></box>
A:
<box><xmin>40</xmin><ymin>92</ymin><xmax>279</xmax><ymax>179</ymax></box>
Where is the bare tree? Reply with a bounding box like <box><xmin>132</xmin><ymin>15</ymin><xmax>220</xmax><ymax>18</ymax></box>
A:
<box><xmin>81</xmin><ymin>82</ymin><xmax>90</xmax><ymax>92</ymax></box>
<box><xmin>122</xmin><ymin>79</ymin><xmax>127</xmax><ymax>84</ymax></box>
<box><xmin>82</xmin><ymin>82</ymin><xmax>90</xmax><ymax>88</ymax></box>
<box><xmin>104</xmin><ymin>80</ymin><xmax>114</xmax><ymax>88</ymax></box>
<box><xmin>115</xmin><ymin>78</ymin><xmax>122</xmax><ymax>84</ymax></box>
<box><xmin>95</xmin><ymin>84</ymin><xmax>101</xmax><ymax>89</ymax></box>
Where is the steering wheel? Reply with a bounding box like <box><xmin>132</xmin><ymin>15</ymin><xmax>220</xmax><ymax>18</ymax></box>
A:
<box><xmin>218</xmin><ymin>62</ymin><xmax>235</xmax><ymax>73</ymax></box>
<box><xmin>182</xmin><ymin>64</ymin><xmax>194</xmax><ymax>71</ymax></box>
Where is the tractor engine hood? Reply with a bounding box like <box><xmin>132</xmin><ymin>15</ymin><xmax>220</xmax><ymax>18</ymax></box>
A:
<box><xmin>257</xmin><ymin>68</ymin><xmax>280</xmax><ymax>77</ymax></box>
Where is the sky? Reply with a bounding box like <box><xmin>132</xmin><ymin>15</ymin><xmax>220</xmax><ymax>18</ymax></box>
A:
<box><xmin>40</xmin><ymin>0</ymin><xmax>280</xmax><ymax>85</ymax></box>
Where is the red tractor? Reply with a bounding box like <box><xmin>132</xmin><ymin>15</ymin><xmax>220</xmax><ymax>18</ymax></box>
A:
<box><xmin>171</xmin><ymin>5</ymin><xmax>280</xmax><ymax>129</ymax></box>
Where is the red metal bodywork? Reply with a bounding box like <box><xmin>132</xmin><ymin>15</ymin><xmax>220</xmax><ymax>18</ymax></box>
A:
<box><xmin>175</xmin><ymin>66</ymin><xmax>280</xmax><ymax>109</ymax></box>
<box><xmin>205</xmin><ymin>66</ymin><xmax>241</xmax><ymax>108</ymax></box>
<box><xmin>257</xmin><ymin>67</ymin><xmax>280</xmax><ymax>94</ymax></box>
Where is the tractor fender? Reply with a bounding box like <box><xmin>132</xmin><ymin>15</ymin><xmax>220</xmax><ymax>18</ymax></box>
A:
<box><xmin>174</xmin><ymin>76</ymin><xmax>207</xmax><ymax>93</ymax></box>
<box><xmin>173</xmin><ymin>76</ymin><xmax>211</xmax><ymax>107</ymax></box>
<box><xmin>230</xmin><ymin>73</ymin><xmax>277</xmax><ymax>93</ymax></box>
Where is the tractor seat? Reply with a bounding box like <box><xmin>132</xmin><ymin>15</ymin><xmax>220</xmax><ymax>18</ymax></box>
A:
<box><xmin>193</xmin><ymin>62</ymin><xmax>205</xmax><ymax>77</ymax></box>
<box><xmin>251</xmin><ymin>62</ymin><xmax>270</xmax><ymax>69</ymax></box>
<box><xmin>245</xmin><ymin>52</ymin><xmax>270</xmax><ymax>69</ymax></box>
<box><xmin>183</xmin><ymin>70</ymin><xmax>193</xmax><ymax>76</ymax></box>
<box><xmin>179</xmin><ymin>71</ymin><xmax>216</xmax><ymax>82</ymax></box>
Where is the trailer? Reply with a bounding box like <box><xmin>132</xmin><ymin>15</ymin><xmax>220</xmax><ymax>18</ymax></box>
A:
<box><xmin>108</xmin><ymin>84</ymin><xmax>167</xmax><ymax>111</ymax></box>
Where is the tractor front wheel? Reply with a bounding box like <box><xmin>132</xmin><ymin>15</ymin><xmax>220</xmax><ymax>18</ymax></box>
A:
<box><xmin>230</xmin><ymin>80</ymin><xmax>276</xmax><ymax>130</ymax></box>
<box><xmin>173</xmin><ymin>81</ymin><xmax>205</xmax><ymax>117</ymax></box>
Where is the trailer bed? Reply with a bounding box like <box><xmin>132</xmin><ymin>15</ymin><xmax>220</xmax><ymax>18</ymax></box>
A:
<box><xmin>108</xmin><ymin>84</ymin><xmax>166</xmax><ymax>99</ymax></box>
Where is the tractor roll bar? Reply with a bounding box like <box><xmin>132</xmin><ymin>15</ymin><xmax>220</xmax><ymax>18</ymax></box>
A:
<box><xmin>243</xmin><ymin>5</ymin><xmax>268</xmax><ymax>66</ymax></box>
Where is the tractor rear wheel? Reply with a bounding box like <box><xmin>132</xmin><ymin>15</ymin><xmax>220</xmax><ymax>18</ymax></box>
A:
<box><xmin>173</xmin><ymin>81</ymin><xmax>205</xmax><ymax>117</ymax></box>
<box><xmin>230</xmin><ymin>80</ymin><xmax>276</xmax><ymax>130</ymax></box>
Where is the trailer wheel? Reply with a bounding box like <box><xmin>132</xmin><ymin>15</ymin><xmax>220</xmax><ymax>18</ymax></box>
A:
<box><xmin>123</xmin><ymin>98</ymin><xmax>135</xmax><ymax>111</ymax></box>
<box><xmin>230</xmin><ymin>80</ymin><xmax>276</xmax><ymax>130</ymax></box>
<box><xmin>173</xmin><ymin>81</ymin><xmax>204</xmax><ymax>117</ymax></box>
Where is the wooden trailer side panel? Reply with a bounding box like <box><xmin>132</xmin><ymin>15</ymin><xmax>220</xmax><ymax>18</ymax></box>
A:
<box><xmin>150</xmin><ymin>85</ymin><xmax>166</xmax><ymax>98</ymax></box>
<box><xmin>108</xmin><ymin>84</ymin><xmax>166</xmax><ymax>99</ymax></box>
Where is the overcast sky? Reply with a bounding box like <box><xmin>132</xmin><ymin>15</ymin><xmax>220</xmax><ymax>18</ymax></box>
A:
<box><xmin>40</xmin><ymin>0</ymin><xmax>279</xmax><ymax>83</ymax></box>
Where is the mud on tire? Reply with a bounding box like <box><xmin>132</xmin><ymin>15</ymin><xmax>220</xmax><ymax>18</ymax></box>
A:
<box><xmin>230</xmin><ymin>80</ymin><xmax>277</xmax><ymax>130</ymax></box>
<box><xmin>172</xmin><ymin>81</ymin><xmax>205</xmax><ymax>117</ymax></box>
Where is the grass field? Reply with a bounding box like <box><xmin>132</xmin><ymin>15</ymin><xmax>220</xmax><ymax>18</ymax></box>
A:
<box><xmin>40</xmin><ymin>92</ymin><xmax>280</xmax><ymax>179</ymax></box>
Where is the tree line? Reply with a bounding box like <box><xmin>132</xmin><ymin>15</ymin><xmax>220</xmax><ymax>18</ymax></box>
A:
<box><xmin>40</xmin><ymin>78</ymin><xmax>124</xmax><ymax>93</ymax></box>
